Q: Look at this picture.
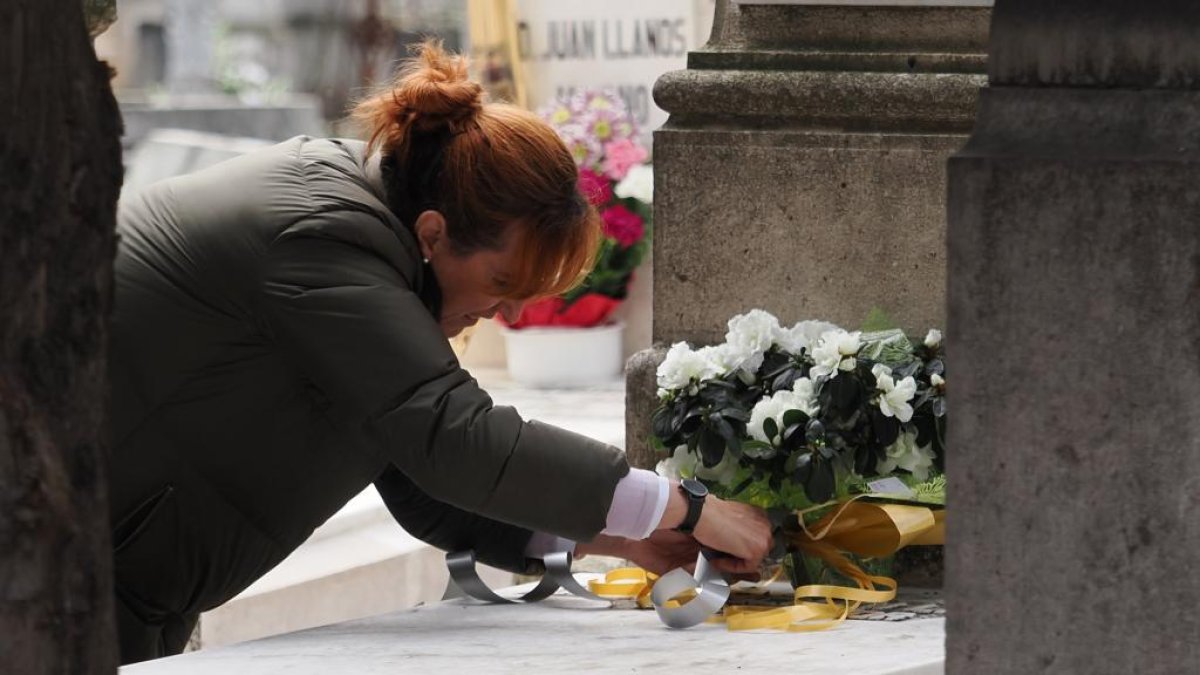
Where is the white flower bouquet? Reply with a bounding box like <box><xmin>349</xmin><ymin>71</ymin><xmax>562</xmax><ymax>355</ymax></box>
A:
<box><xmin>652</xmin><ymin>310</ymin><xmax>947</xmax><ymax>585</ymax></box>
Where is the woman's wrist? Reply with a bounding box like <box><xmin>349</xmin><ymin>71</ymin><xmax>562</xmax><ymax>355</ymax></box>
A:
<box><xmin>656</xmin><ymin>480</ymin><xmax>688</xmax><ymax>531</ymax></box>
<box><xmin>575</xmin><ymin>533</ymin><xmax>629</xmax><ymax>559</ymax></box>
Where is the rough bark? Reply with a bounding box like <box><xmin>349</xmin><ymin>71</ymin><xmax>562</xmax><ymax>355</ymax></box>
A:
<box><xmin>0</xmin><ymin>1</ymin><xmax>123</xmax><ymax>673</ymax></box>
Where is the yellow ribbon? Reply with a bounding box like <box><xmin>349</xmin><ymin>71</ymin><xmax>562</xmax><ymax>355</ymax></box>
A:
<box><xmin>588</xmin><ymin>567</ymin><xmax>658</xmax><ymax>608</ymax></box>
<box><xmin>590</xmin><ymin>495</ymin><xmax>944</xmax><ymax>632</ymax></box>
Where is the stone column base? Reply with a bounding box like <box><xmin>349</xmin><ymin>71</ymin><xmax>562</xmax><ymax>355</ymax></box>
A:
<box><xmin>624</xmin><ymin>347</ymin><xmax>668</xmax><ymax>470</ymax></box>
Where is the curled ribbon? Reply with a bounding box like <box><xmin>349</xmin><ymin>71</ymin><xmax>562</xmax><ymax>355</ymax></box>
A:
<box><xmin>647</xmin><ymin>551</ymin><xmax>730</xmax><ymax>629</ymax></box>
<box><xmin>445</xmin><ymin>496</ymin><xmax>943</xmax><ymax>632</ymax></box>
<box><xmin>446</xmin><ymin>550</ymin><xmax>558</xmax><ymax>603</ymax></box>
<box><xmin>587</xmin><ymin>567</ymin><xmax>657</xmax><ymax>608</ymax></box>
<box><xmin>446</xmin><ymin>550</ymin><xmax>606</xmax><ymax>603</ymax></box>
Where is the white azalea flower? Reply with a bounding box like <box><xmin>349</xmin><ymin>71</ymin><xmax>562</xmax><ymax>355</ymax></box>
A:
<box><xmin>775</xmin><ymin>319</ymin><xmax>841</xmax><ymax>355</ymax></box>
<box><xmin>874</xmin><ymin>367</ymin><xmax>917</xmax><ymax>423</ymax></box>
<box><xmin>747</xmin><ymin>396</ymin><xmax>787</xmax><ymax>447</ymax></box>
<box><xmin>656</xmin><ymin>342</ymin><xmax>720</xmax><ymax>390</ymax></box>
<box><xmin>877</xmin><ymin>430</ymin><xmax>936</xmax><ymax>481</ymax></box>
<box><xmin>724</xmin><ymin>310</ymin><xmax>782</xmax><ymax>376</ymax></box>
<box><xmin>613</xmin><ymin>164</ymin><xmax>653</xmax><ymax>204</ymax></box>
<box><xmin>924</xmin><ymin>329</ymin><xmax>943</xmax><ymax>348</ymax></box>
<box><xmin>809</xmin><ymin>329</ymin><xmax>863</xmax><ymax>380</ymax></box>
<box><xmin>696</xmin><ymin>343</ymin><xmax>742</xmax><ymax>378</ymax></box>
<box><xmin>656</xmin><ymin>445</ymin><xmax>698</xmax><ymax>480</ymax></box>
<box><xmin>791</xmin><ymin>376</ymin><xmax>818</xmax><ymax>405</ymax></box>
<box><xmin>747</xmin><ymin>386</ymin><xmax>819</xmax><ymax>451</ymax></box>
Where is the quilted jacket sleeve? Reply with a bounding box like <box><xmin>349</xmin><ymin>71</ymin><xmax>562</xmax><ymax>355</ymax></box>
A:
<box><xmin>373</xmin><ymin>464</ymin><xmax>544</xmax><ymax>574</ymax></box>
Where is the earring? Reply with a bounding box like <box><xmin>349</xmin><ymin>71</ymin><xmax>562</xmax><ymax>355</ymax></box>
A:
<box><xmin>422</xmin><ymin>257</ymin><xmax>430</xmax><ymax>264</ymax></box>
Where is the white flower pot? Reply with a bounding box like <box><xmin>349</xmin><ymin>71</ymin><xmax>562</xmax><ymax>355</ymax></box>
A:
<box><xmin>500</xmin><ymin>321</ymin><xmax>625</xmax><ymax>388</ymax></box>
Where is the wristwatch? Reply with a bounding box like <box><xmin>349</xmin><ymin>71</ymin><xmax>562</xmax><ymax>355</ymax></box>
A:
<box><xmin>675</xmin><ymin>479</ymin><xmax>709</xmax><ymax>534</ymax></box>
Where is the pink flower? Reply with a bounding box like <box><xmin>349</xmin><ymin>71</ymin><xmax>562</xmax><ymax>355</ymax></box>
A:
<box><xmin>602</xmin><ymin>138</ymin><xmax>649</xmax><ymax>181</ymax></box>
<box><xmin>578</xmin><ymin>168</ymin><xmax>612</xmax><ymax>206</ymax></box>
<box><xmin>602</xmin><ymin>204</ymin><xmax>645</xmax><ymax>248</ymax></box>
<box><xmin>555</xmin><ymin>123</ymin><xmax>601</xmax><ymax>168</ymax></box>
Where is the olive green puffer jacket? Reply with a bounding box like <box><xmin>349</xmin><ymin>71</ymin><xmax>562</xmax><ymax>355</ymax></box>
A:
<box><xmin>108</xmin><ymin>136</ymin><xmax>628</xmax><ymax>622</ymax></box>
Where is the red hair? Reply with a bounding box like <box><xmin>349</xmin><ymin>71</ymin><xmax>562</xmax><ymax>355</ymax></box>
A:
<box><xmin>353</xmin><ymin>40</ymin><xmax>599</xmax><ymax>300</ymax></box>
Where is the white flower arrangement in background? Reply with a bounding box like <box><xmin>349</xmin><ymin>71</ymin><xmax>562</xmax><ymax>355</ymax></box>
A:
<box><xmin>614</xmin><ymin>163</ymin><xmax>653</xmax><ymax>204</ymax></box>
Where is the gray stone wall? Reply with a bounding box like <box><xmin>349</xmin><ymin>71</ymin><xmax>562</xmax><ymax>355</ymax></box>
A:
<box><xmin>946</xmin><ymin>1</ymin><xmax>1200</xmax><ymax>672</ymax></box>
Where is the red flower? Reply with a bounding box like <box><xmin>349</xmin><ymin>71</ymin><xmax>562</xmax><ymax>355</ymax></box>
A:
<box><xmin>499</xmin><ymin>293</ymin><xmax>622</xmax><ymax>329</ymax></box>
<box><xmin>578</xmin><ymin>168</ymin><xmax>612</xmax><ymax>206</ymax></box>
<box><xmin>601</xmin><ymin>204</ymin><xmax>645</xmax><ymax>248</ymax></box>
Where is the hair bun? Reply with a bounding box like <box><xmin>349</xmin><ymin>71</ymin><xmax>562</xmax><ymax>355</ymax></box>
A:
<box><xmin>392</xmin><ymin>40</ymin><xmax>483</xmax><ymax>133</ymax></box>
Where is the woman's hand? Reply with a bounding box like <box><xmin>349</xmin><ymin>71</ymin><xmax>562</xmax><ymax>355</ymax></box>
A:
<box><xmin>574</xmin><ymin>531</ymin><xmax>700</xmax><ymax>576</ymax></box>
<box><xmin>622</xmin><ymin>529</ymin><xmax>701</xmax><ymax>575</ymax></box>
<box><xmin>692</xmin><ymin>497</ymin><xmax>773</xmax><ymax>576</ymax></box>
<box><xmin>576</xmin><ymin>479</ymin><xmax>773</xmax><ymax>579</ymax></box>
<box><xmin>658</xmin><ymin>482</ymin><xmax>773</xmax><ymax>576</ymax></box>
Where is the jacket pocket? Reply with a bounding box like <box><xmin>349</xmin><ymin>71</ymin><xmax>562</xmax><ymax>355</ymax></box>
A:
<box><xmin>112</xmin><ymin>485</ymin><xmax>189</xmax><ymax>620</ymax></box>
<box><xmin>113</xmin><ymin>485</ymin><xmax>174</xmax><ymax>555</ymax></box>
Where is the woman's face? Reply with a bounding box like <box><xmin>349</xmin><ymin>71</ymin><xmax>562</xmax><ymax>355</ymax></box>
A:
<box><xmin>414</xmin><ymin>211</ymin><xmax>529</xmax><ymax>337</ymax></box>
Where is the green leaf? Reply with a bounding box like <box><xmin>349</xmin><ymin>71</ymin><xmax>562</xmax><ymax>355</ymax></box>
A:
<box><xmin>763</xmin><ymin>417</ymin><xmax>779</xmax><ymax>442</ymax></box>
<box><xmin>711</xmin><ymin>416</ymin><xmax>742</xmax><ymax>454</ymax></box>
<box><xmin>804</xmin><ymin>458</ymin><xmax>837</xmax><ymax>503</ymax></box>
<box><xmin>784</xmin><ymin>452</ymin><xmax>801</xmax><ymax>473</ymax></box>
<box><xmin>728</xmin><ymin>473</ymin><xmax>783</xmax><ymax>509</ymax></box>
<box><xmin>719</xmin><ymin>407</ymin><xmax>751</xmax><ymax>423</ymax></box>
<box><xmin>910</xmin><ymin>474</ymin><xmax>947</xmax><ymax>506</ymax></box>
<box><xmin>698</xmin><ymin>428</ymin><xmax>725</xmax><ymax>467</ymax></box>
<box><xmin>781</xmin><ymin>423</ymin><xmax>806</xmax><ymax>453</ymax></box>
<box><xmin>742</xmin><ymin>440</ymin><xmax>774</xmax><ymax>453</ymax></box>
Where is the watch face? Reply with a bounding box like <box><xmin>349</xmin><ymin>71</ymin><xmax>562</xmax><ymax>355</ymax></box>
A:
<box><xmin>681</xmin><ymin>478</ymin><xmax>708</xmax><ymax>498</ymax></box>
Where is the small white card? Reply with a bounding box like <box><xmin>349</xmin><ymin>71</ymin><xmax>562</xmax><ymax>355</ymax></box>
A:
<box><xmin>867</xmin><ymin>477</ymin><xmax>915</xmax><ymax>497</ymax></box>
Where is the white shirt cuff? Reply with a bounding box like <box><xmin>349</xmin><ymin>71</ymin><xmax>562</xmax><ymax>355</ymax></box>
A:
<box><xmin>602</xmin><ymin>468</ymin><xmax>671</xmax><ymax>540</ymax></box>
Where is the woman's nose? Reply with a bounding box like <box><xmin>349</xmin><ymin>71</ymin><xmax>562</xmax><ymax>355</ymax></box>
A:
<box><xmin>499</xmin><ymin>299</ymin><xmax>527</xmax><ymax>324</ymax></box>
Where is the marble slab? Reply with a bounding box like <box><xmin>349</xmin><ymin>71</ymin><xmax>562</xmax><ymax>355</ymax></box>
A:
<box><xmin>128</xmin><ymin>581</ymin><xmax>944</xmax><ymax>674</ymax></box>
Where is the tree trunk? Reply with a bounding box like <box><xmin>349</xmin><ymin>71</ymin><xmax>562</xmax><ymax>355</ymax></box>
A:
<box><xmin>0</xmin><ymin>1</ymin><xmax>123</xmax><ymax>673</ymax></box>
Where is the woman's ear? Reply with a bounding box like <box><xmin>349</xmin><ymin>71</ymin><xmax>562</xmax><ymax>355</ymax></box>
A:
<box><xmin>413</xmin><ymin>210</ymin><xmax>447</xmax><ymax>261</ymax></box>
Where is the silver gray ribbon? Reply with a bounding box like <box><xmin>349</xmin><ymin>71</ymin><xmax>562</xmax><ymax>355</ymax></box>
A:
<box><xmin>446</xmin><ymin>550</ymin><xmax>559</xmax><ymax>603</ymax></box>
<box><xmin>542</xmin><ymin>551</ymin><xmax>608</xmax><ymax>602</ymax></box>
<box><xmin>649</xmin><ymin>551</ymin><xmax>731</xmax><ymax>629</ymax></box>
<box><xmin>445</xmin><ymin>549</ymin><xmax>730</xmax><ymax>628</ymax></box>
<box><xmin>446</xmin><ymin>550</ymin><xmax>606</xmax><ymax>604</ymax></box>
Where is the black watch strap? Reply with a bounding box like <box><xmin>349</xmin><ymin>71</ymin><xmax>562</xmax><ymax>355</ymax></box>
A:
<box><xmin>675</xmin><ymin>479</ymin><xmax>708</xmax><ymax>534</ymax></box>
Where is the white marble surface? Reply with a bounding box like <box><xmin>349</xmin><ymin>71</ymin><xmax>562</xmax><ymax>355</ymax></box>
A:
<box><xmin>131</xmin><ymin>581</ymin><xmax>944</xmax><ymax>675</ymax></box>
<box><xmin>473</xmin><ymin>367</ymin><xmax>627</xmax><ymax>449</ymax></box>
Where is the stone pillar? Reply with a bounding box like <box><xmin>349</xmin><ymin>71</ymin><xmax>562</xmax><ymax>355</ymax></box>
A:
<box><xmin>946</xmin><ymin>1</ymin><xmax>1200</xmax><ymax>672</ymax></box>
<box><xmin>624</xmin><ymin>1</ymin><xmax>990</xmax><ymax>469</ymax></box>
